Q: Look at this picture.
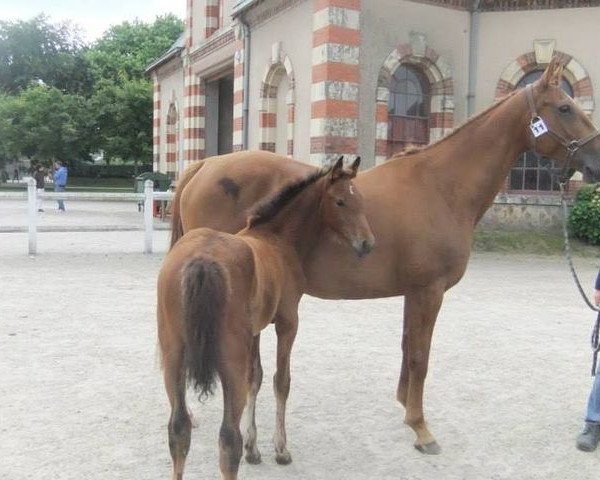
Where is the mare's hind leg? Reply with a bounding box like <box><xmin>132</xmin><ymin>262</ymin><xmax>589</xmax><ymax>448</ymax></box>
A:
<box><xmin>273</xmin><ymin>313</ymin><xmax>298</xmax><ymax>465</ymax></box>
<box><xmin>163</xmin><ymin>348</ymin><xmax>192</xmax><ymax>480</ymax></box>
<box><xmin>244</xmin><ymin>334</ymin><xmax>263</xmax><ymax>464</ymax></box>
<box><xmin>401</xmin><ymin>286</ymin><xmax>444</xmax><ymax>455</ymax></box>
<box><xmin>218</xmin><ymin>335</ymin><xmax>251</xmax><ymax>480</ymax></box>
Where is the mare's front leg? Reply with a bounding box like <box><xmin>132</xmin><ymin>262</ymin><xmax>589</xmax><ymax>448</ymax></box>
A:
<box><xmin>272</xmin><ymin>311</ymin><xmax>299</xmax><ymax>465</ymax></box>
<box><xmin>399</xmin><ymin>285</ymin><xmax>444</xmax><ymax>455</ymax></box>
<box><xmin>243</xmin><ymin>334</ymin><xmax>263</xmax><ymax>464</ymax></box>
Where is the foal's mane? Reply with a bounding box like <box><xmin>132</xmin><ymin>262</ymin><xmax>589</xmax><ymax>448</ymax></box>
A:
<box><xmin>247</xmin><ymin>166</ymin><xmax>332</xmax><ymax>229</ymax></box>
<box><xmin>390</xmin><ymin>87</ymin><xmax>522</xmax><ymax>160</ymax></box>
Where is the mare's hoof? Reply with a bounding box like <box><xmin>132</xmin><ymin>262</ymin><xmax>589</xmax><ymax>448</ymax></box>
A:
<box><xmin>275</xmin><ymin>450</ymin><xmax>292</xmax><ymax>465</ymax></box>
<box><xmin>414</xmin><ymin>441</ymin><xmax>441</xmax><ymax>455</ymax></box>
<box><xmin>245</xmin><ymin>450</ymin><xmax>262</xmax><ymax>465</ymax></box>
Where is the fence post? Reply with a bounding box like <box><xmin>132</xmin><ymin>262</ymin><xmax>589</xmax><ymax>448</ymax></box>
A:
<box><xmin>27</xmin><ymin>178</ymin><xmax>37</xmax><ymax>255</ymax></box>
<box><xmin>144</xmin><ymin>180</ymin><xmax>154</xmax><ymax>254</ymax></box>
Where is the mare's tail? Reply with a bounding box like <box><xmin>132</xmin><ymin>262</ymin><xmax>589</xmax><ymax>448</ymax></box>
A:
<box><xmin>182</xmin><ymin>257</ymin><xmax>228</xmax><ymax>400</ymax></box>
<box><xmin>170</xmin><ymin>160</ymin><xmax>207</xmax><ymax>250</ymax></box>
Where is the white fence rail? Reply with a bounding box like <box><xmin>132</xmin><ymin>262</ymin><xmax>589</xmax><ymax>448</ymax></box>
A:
<box><xmin>1</xmin><ymin>179</ymin><xmax>174</xmax><ymax>255</ymax></box>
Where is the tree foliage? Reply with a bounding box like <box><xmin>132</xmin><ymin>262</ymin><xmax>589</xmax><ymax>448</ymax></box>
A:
<box><xmin>0</xmin><ymin>15</ymin><xmax>92</xmax><ymax>95</ymax></box>
<box><xmin>0</xmin><ymin>13</ymin><xmax>183</xmax><ymax>167</ymax></box>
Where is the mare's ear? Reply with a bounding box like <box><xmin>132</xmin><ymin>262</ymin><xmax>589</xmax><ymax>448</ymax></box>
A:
<box><xmin>349</xmin><ymin>156</ymin><xmax>361</xmax><ymax>178</ymax></box>
<box><xmin>330</xmin><ymin>156</ymin><xmax>345</xmax><ymax>182</ymax></box>
<box><xmin>539</xmin><ymin>56</ymin><xmax>564</xmax><ymax>89</ymax></box>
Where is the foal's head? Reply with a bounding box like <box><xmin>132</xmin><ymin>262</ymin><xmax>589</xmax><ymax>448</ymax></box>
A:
<box><xmin>528</xmin><ymin>57</ymin><xmax>600</xmax><ymax>181</ymax></box>
<box><xmin>320</xmin><ymin>156</ymin><xmax>375</xmax><ymax>257</ymax></box>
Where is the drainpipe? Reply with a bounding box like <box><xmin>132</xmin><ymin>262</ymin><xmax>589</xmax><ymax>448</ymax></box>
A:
<box><xmin>239</xmin><ymin>17</ymin><xmax>251</xmax><ymax>150</ymax></box>
<box><xmin>467</xmin><ymin>0</ymin><xmax>481</xmax><ymax>117</ymax></box>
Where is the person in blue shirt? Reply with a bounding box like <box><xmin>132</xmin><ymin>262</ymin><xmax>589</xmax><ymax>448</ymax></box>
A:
<box><xmin>53</xmin><ymin>161</ymin><xmax>68</xmax><ymax>211</ymax></box>
<box><xmin>576</xmin><ymin>270</ymin><xmax>600</xmax><ymax>451</ymax></box>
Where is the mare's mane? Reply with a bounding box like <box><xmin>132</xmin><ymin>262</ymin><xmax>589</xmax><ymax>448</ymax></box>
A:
<box><xmin>247</xmin><ymin>166</ymin><xmax>331</xmax><ymax>229</ymax></box>
<box><xmin>390</xmin><ymin>87</ymin><xmax>522</xmax><ymax>160</ymax></box>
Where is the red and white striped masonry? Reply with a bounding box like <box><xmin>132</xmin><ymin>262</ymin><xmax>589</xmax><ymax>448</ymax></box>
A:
<box><xmin>232</xmin><ymin>32</ymin><xmax>245</xmax><ymax>152</ymax></box>
<box><xmin>205</xmin><ymin>0</ymin><xmax>221</xmax><ymax>38</ymax></box>
<box><xmin>311</xmin><ymin>0</ymin><xmax>361</xmax><ymax>166</ymax></box>
<box><xmin>152</xmin><ymin>79</ymin><xmax>161</xmax><ymax>172</ymax></box>
<box><xmin>183</xmin><ymin>64</ymin><xmax>205</xmax><ymax>165</ymax></box>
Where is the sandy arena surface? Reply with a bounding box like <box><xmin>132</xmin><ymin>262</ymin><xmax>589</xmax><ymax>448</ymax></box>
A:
<box><xmin>1</xmin><ymin>200</ymin><xmax>600</xmax><ymax>479</ymax></box>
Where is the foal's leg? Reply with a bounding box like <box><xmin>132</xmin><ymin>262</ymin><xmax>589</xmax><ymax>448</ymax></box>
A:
<box><xmin>401</xmin><ymin>286</ymin><xmax>444</xmax><ymax>455</ymax></box>
<box><xmin>163</xmin><ymin>347</ymin><xmax>192</xmax><ymax>480</ymax></box>
<box><xmin>218</xmin><ymin>336</ymin><xmax>251</xmax><ymax>480</ymax></box>
<box><xmin>244</xmin><ymin>334</ymin><xmax>263</xmax><ymax>464</ymax></box>
<box><xmin>272</xmin><ymin>313</ymin><xmax>298</xmax><ymax>465</ymax></box>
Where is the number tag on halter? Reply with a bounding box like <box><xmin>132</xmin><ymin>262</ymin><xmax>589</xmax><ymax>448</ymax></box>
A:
<box><xmin>530</xmin><ymin>117</ymin><xmax>548</xmax><ymax>138</ymax></box>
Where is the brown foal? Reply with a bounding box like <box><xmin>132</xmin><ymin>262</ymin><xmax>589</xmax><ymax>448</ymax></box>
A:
<box><xmin>157</xmin><ymin>157</ymin><xmax>374</xmax><ymax>479</ymax></box>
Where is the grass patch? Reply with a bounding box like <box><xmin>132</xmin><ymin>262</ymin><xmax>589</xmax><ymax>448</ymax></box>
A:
<box><xmin>473</xmin><ymin>230</ymin><xmax>599</xmax><ymax>257</ymax></box>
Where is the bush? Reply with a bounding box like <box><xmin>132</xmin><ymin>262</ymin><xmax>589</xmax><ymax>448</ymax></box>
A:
<box><xmin>569</xmin><ymin>183</ymin><xmax>600</xmax><ymax>245</ymax></box>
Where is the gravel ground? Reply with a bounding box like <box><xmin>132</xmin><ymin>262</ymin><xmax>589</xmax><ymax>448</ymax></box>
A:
<box><xmin>1</xmin><ymin>200</ymin><xmax>600</xmax><ymax>479</ymax></box>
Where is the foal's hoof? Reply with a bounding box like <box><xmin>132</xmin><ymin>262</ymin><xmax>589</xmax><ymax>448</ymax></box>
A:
<box><xmin>245</xmin><ymin>450</ymin><xmax>262</xmax><ymax>465</ymax></box>
<box><xmin>275</xmin><ymin>450</ymin><xmax>293</xmax><ymax>465</ymax></box>
<box><xmin>414</xmin><ymin>441</ymin><xmax>441</xmax><ymax>455</ymax></box>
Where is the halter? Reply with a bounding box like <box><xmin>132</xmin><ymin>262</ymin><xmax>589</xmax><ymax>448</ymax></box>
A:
<box><xmin>525</xmin><ymin>84</ymin><xmax>600</xmax><ymax>183</ymax></box>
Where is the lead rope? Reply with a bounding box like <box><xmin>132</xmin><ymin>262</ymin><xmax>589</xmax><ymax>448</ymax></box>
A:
<box><xmin>559</xmin><ymin>181</ymin><xmax>600</xmax><ymax>375</ymax></box>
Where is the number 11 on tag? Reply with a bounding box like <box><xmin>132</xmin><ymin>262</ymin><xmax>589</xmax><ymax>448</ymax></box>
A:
<box><xmin>530</xmin><ymin>118</ymin><xmax>548</xmax><ymax>138</ymax></box>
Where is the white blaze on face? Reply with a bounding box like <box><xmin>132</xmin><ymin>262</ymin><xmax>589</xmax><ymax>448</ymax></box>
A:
<box><xmin>349</xmin><ymin>184</ymin><xmax>355</xmax><ymax>195</ymax></box>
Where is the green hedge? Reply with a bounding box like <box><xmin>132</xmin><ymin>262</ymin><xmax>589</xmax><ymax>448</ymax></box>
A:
<box><xmin>569</xmin><ymin>183</ymin><xmax>600</xmax><ymax>245</ymax></box>
<box><xmin>68</xmin><ymin>163</ymin><xmax>152</xmax><ymax>178</ymax></box>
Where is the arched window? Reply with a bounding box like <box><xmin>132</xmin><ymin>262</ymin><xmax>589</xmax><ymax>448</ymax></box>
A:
<box><xmin>387</xmin><ymin>64</ymin><xmax>430</xmax><ymax>156</ymax></box>
<box><xmin>509</xmin><ymin>70</ymin><xmax>574</xmax><ymax>192</ymax></box>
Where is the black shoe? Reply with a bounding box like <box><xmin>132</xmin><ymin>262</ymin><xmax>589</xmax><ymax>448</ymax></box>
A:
<box><xmin>37</xmin><ymin>209</ymin><xmax>44</xmax><ymax>212</ymax></box>
<box><xmin>576</xmin><ymin>422</ymin><xmax>600</xmax><ymax>452</ymax></box>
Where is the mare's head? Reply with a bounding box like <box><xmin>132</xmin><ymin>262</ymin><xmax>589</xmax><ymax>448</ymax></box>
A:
<box><xmin>320</xmin><ymin>156</ymin><xmax>375</xmax><ymax>257</ymax></box>
<box><xmin>528</xmin><ymin>57</ymin><xmax>600</xmax><ymax>181</ymax></box>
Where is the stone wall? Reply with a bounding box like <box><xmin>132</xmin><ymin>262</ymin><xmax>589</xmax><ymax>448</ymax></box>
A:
<box><xmin>479</xmin><ymin>194</ymin><xmax>567</xmax><ymax>233</ymax></box>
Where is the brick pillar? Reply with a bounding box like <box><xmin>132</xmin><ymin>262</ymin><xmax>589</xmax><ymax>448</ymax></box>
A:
<box><xmin>205</xmin><ymin>0</ymin><xmax>220</xmax><ymax>38</ymax></box>
<box><xmin>152</xmin><ymin>77</ymin><xmax>161</xmax><ymax>172</ymax></box>
<box><xmin>232</xmin><ymin>28</ymin><xmax>245</xmax><ymax>151</ymax></box>
<box><xmin>183</xmin><ymin>64</ymin><xmax>205</xmax><ymax>170</ymax></box>
<box><xmin>311</xmin><ymin>0</ymin><xmax>361</xmax><ymax>165</ymax></box>
<box><xmin>185</xmin><ymin>0</ymin><xmax>194</xmax><ymax>48</ymax></box>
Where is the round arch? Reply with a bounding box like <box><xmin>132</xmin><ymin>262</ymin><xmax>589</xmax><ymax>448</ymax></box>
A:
<box><xmin>495</xmin><ymin>51</ymin><xmax>594</xmax><ymax>115</ymax></box>
<box><xmin>375</xmin><ymin>44</ymin><xmax>454</xmax><ymax>164</ymax></box>
<box><xmin>258</xmin><ymin>43</ymin><xmax>295</xmax><ymax>156</ymax></box>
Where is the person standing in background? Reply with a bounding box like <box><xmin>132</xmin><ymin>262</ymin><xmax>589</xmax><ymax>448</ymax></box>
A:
<box><xmin>33</xmin><ymin>164</ymin><xmax>47</xmax><ymax>212</ymax></box>
<box><xmin>53</xmin><ymin>161</ymin><xmax>68</xmax><ymax>212</ymax></box>
<box><xmin>576</xmin><ymin>271</ymin><xmax>600</xmax><ymax>452</ymax></box>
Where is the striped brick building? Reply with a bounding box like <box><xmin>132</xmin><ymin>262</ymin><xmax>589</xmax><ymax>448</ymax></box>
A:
<box><xmin>147</xmin><ymin>0</ymin><xmax>600</xmax><ymax>203</ymax></box>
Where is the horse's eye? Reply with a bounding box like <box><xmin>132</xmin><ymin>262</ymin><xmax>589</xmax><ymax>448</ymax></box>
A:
<box><xmin>559</xmin><ymin>104</ymin><xmax>571</xmax><ymax>114</ymax></box>
<box><xmin>336</xmin><ymin>199</ymin><xmax>345</xmax><ymax>207</ymax></box>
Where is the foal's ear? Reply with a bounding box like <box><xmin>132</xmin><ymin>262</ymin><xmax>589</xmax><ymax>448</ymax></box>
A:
<box><xmin>349</xmin><ymin>156</ymin><xmax>361</xmax><ymax>177</ymax></box>
<box><xmin>540</xmin><ymin>56</ymin><xmax>564</xmax><ymax>89</ymax></box>
<box><xmin>330</xmin><ymin>156</ymin><xmax>345</xmax><ymax>182</ymax></box>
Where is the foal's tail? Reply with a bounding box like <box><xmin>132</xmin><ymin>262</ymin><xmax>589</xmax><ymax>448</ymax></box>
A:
<box><xmin>182</xmin><ymin>257</ymin><xmax>228</xmax><ymax>400</ymax></box>
<box><xmin>170</xmin><ymin>160</ymin><xmax>207</xmax><ymax>250</ymax></box>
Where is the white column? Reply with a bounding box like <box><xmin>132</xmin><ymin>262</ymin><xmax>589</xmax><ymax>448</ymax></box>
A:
<box><xmin>27</xmin><ymin>178</ymin><xmax>37</xmax><ymax>255</ymax></box>
<box><xmin>144</xmin><ymin>180</ymin><xmax>154</xmax><ymax>254</ymax></box>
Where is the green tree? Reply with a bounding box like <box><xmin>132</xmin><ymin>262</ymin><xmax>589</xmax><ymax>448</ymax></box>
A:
<box><xmin>0</xmin><ymin>85</ymin><xmax>94</xmax><ymax>165</ymax></box>
<box><xmin>0</xmin><ymin>15</ymin><xmax>92</xmax><ymax>95</ymax></box>
<box><xmin>90</xmin><ymin>79</ymin><xmax>153</xmax><ymax>165</ymax></box>
<box><xmin>86</xmin><ymin>14</ymin><xmax>183</xmax><ymax>85</ymax></box>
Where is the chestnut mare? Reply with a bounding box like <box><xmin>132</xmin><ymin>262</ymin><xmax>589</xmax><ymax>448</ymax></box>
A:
<box><xmin>171</xmin><ymin>59</ymin><xmax>600</xmax><ymax>455</ymax></box>
<box><xmin>158</xmin><ymin>158</ymin><xmax>374</xmax><ymax>480</ymax></box>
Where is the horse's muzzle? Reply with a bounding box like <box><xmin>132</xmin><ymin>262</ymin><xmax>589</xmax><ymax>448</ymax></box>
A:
<box><xmin>353</xmin><ymin>238</ymin><xmax>374</xmax><ymax>257</ymax></box>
